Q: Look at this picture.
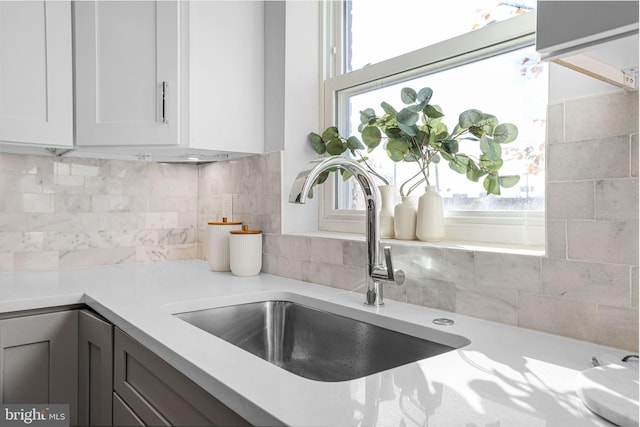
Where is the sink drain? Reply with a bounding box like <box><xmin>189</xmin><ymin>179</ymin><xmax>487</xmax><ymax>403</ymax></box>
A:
<box><xmin>432</xmin><ymin>318</ymin><xmax>455</xmax><ymax>326</ymax></box>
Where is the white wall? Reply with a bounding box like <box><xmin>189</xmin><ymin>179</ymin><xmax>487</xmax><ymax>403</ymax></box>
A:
<box><xmin>279</xmin><ymin>1</ymin><xmax>323</xmax><ymax>234</ymax></box>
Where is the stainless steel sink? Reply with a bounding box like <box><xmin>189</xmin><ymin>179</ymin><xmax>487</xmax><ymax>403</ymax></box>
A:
<box><xmin>174</xmin><ymin>300</ymin><xmax>469</xmax><ymax>382</ymax></box>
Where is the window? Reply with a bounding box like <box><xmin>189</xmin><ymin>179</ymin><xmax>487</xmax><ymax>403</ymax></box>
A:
<box><xmin>321</xmin><ymin>1</ymin><xmax>546</xmax><ymax>247</ymax></box>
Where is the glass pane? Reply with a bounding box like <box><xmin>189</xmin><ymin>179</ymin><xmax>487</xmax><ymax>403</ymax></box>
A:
<box><xmin>337</xmin><ymin>46</ymin><xmax>547</xmax><ymax>212</ymax></box>
<box><xmin>345</xmin><ymin>0</ymin><xmax>537</xmax><ymax>72</ymax></box>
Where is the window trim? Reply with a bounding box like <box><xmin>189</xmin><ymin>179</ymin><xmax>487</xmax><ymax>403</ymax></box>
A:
<box><xmin>319</xmin><ymin>9</ymin><xmax>544</xmax><ymax>248</ymax></box>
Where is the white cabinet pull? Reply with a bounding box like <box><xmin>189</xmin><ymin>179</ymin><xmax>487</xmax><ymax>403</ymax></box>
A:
<box><xmin>160</xmin><ymin>81</ymin><xmax>169</xmax><ymax>124</ymax></box>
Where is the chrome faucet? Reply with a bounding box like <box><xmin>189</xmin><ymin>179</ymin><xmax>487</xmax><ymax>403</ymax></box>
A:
<box><xmin>289</xmin><ymin>157</ymin><xmax>405</xmax><ymax>306</ymax></box>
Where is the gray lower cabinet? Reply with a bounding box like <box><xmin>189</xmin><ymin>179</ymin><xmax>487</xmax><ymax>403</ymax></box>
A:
<box><xmin>0</xmin><ymin>310</ymin><xmax>79</xmax><ymax>425</ymax></box>
<box><xmin>78</xmin><ymin>309</ymin><xmax>114</xmax><ymax>426</ymax></box>
<box><xmin>113</xmin><ymin>392</ymin><xmax>145</xmax><ymax>426</ymax></box>
<box><xmin>0</xmin><ymin>308</ymin><xmax>249</xmax><ymax>427</ymax></box>
<box><xmin>113</xmin><ymin>327</ymin><xmax>251</xmax><ymax>427</ymax></box>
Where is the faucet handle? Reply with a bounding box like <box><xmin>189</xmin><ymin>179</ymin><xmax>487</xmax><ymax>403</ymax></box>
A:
<box><xmin>382</xmin><ymin>246</ymin><xmax>405</xmax><ymax>286</ymax></box>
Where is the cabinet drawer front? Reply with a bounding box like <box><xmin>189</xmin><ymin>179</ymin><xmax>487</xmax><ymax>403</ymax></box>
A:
<box><xmin>114</xmin><ymin>328</ymin><xmax>250</xmax><ymax>426</ymax></box>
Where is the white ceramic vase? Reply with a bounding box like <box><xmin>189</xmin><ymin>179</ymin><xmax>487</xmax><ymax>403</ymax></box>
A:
<box><xmin>378</xmin><ymin>185</ymin><xmax>395</xmax><ymax>239</ymax></box>
<box><xmin>416</xmin><ymin>186</ymin><xmax>445</xmax><ymax>242</ymax></box>
<box><xmin>393</xmin><ymin>196</ymin><xmax>417</xmax><ymax>240</ymax></box>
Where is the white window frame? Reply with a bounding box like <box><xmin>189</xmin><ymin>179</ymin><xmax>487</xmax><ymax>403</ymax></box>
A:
<box><xmin>319</xmin><ymin>6</ymin><xmax>545</xmax><ymax>248</ymax></box>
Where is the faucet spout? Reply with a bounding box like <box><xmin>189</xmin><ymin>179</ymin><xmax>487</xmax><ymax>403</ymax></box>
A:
<box><xmin>289</xmin><ymin>157</ymin><xmax>405</xmax><ymax>307</ymax></box>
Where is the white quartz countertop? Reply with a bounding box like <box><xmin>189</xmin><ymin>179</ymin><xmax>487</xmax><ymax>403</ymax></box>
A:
<box><xmin>0</xmin><ymin>260</ymin><xmax>632</xmax><ymax>426</ymax></box>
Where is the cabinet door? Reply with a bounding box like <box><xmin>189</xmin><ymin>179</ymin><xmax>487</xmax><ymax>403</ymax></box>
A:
<box><xmin>188</xmin><ymin>1</ymin><xmax>264</xmax><ymax>154</ymax></box>
<box><xmin>0</xmin><ymin>1</ymin><xmax>73</xmax><ymax>147</ymax></box>
<box><xmin>0</xmin><ymin>310</ymin><xmax>78</xmax><ymax>425</ymax></box>
<box><xmin>74</xmin><ymin>1</ymin><xmax>179</xmax><ymax>146</ymax></box>
<box><xmin>78</xmin><ymin>309</ymin><xmax>113</xmax><ymax>426</ymax></box>
<box><xmin>113</xmin><ymin>392</ymin><xmax>146</xmax><ymax>427</ymax></box>
<box><xmin>114</xmin><ymin>328</ymin><xmax>250</xmax><ymax>427</ymax></box>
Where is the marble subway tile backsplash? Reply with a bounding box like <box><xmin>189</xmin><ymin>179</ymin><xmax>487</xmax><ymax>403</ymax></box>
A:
<box><xmin>197</xmin><ymin>151</ymin><xmax>281</xmax><ymax>260</ymax></box>
<box><xmin>263</xmin><ymin>91</ymin><xmax>639</xmax><ymax>352</ymax></box>
<box><xmin>0</xmin><ymin>91</ymin><xmax>637</xmax><ymax>352</ymax></box>
<box><xmin>0</xmin><ymin>154</ymin><xmax>198</xmax><ymax>271</ymax></box>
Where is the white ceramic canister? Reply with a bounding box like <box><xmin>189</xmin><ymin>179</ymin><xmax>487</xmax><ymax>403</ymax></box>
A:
<box><xmin>229</xmin><ymin>225</ymin><xmax>263</xmax><ymax>276</ymax></box>
<box><xmin>207</xmin><ymin>217</ymin><xmax>243</xmax><ymax>271</ymax></box>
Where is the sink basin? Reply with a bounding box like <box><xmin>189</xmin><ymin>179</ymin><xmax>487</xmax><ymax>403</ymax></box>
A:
<box><xmin>174</xmin><ymin>300</ymin><xmax>469</xmax><ymax>382</ymax></box>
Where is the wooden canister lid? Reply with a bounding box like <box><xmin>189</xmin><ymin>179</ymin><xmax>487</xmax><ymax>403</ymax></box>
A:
<box><xmin>208</xmin><ymin>217</ymin><xmax>242</xmax><ymax>226</ymax></box>
<box><xmin>230</xmin><ymin>225</ymin><xmax>262</xmax><ymax>234</ymax></box>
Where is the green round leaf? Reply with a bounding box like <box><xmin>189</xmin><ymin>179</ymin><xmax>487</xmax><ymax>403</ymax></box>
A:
<box><xmin>396</xmin><ymin>108</ymin><xmax>419</xmax><ymax>126</ymax></box>
<box><xmin>360</xmin><ymin>108</ymin><xmax>376</xmax><ymax>124</ymax></box>
<box><xmin>458</xmin><ymin>109</ymin><xmax>484</xmax><ymax>129</ymax></box>
<box><xmin>397</xmin><ymin>123</ymin><xmax>418</xmax><ymax>137</ymax></box>
<box><xmin>469</xmin><ymin>126</ymin><xmax>485</xmax><ymax>138</ymax></box>
<box><xmin>386</xmin><ymin>139</ymin><xmax>409</xmax><ymax>161</ymax></box>
<box><xmin>384</xmin><ymin>126</ymin><xmax>403</xmax><ymax>139</ymax></box>
<box><xmin>483</xmin><ymin>175</ymin><xmax>500</xmax><ymax>195</ymax></box>
<box><xmin>322</xmin><ymin>126</ymin><xmax>339</xmax><ymax>141</ymax></box>
<box><xmin>407</xmin><ymin>103</ymin><xmax>426</xmax><ymax>113</ymax></box>
<box><xmin>449</xmin><ymin>154</ymin><xmax>469</xmax><ymax>174</ymax></box>
<box><xmin>316</xmin><ymin>170</ymin><xmax>330</xmax><ymax>185</ymax></box>
<box><xmin>417</xmin><ymin>87</ymin><xmax>433</xmax><ymax>103</ymax></box>
<box><xmin>431</xmin><ymin>120</ymin><xmax>448</xmax><ymax>135</ymax></box>
<box><xmin>431</xmin><ymin>153</ymin><xmax>441</xmax><ymax>164</ymax></box>
<box><xmin>466</xmin><ymin>162</ymin><xmax>481</xmax><ymax>182</ymax></box>
<box><xmin>480</xmin><ymin>155</ymin><xmax>504</xmax><ymax>172</ymax></box>
<box><xmin>347</xmin><ymin>136</ymin><xmax>365</xmax><ymax>150</ymax></box>
<box><xmin>494</xmin><ymin>123</ymin><xmax>519</xmax><ymax>144</ymax></box>
<box><xmin>381</xmin><ymin>101</ymin><xmax>397</xmax><ymax>115</ymax></box>
<box><xmin>310</xmin><ymin>132</ymin><xmax>326</xmax><ymax>154</ymax></box>
<box><xmin>400</xmin><ymin>87</ymin><xmax>417</xmax><ymax>104</ymax></box>
<box><xmin>479</xmin><ymin>136</ymin><xmax>502</xmax><ymax>162</ymax></box>
<box><xmin>326</xmin><ymin>138</ymin><xmax>346</xmax><ymax>155</ymax></box>
<box><xmin>423</xmin><ymin>104</ymin><xmax>444</xmax><ymax>119</ymax></box>
<box><xmin>478</xmin><ymin>114</ymin><xmax>499</xmax><ymax>135</ymax></box>
<box><xmin>415</xmin><ymin>130</ymin><xmax>429</xmax><ymax>147</ymax></box>
<box><xmin>361</xmin><ymin>125</ymin><xmax>382</xmax><ymax>149</ymax></box>
<box><xmin>442</xmin><ymin>139</ymin><xmax>459</xmax><ymax>154</ymax></box>
<box><xmin>498</xmin><ymin>175</ymin><xmax>520</xmax><ymax>188</ymax></box>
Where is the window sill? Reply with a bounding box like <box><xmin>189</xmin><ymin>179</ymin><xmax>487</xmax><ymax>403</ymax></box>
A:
<box><xmin>286</xmin><ymin>230</ymin><xmax>545</xmax><ymax>257</ymax></box>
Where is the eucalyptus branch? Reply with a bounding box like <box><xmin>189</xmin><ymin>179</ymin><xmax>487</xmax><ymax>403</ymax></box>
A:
<box><xmin>407</xmin><ymin>176</ymin><xmax>426</xmax><ymax>196</ymax></box>
<box><xmin>320</xmin><ymin>86</ymin><xmax>521</xmax><ymax>198</ymax></box>
<box><xmin>451</xmin><ymin>128</ymin><xmax>472</xmax><ymax>140</ymax></box>
<box><xmin>357</xmin><ymin>152</ymin><xmax>389</xmax><ymax>185</ymax></box>
<box><xmin>399</xmin><ymin>168</ymin><xmax>425</xmax><ymax>198</ymax></box>
<box><xmin>407</xmin><ymin>147</ymin><xmax>430</xmax><ymax>188</ymax></box>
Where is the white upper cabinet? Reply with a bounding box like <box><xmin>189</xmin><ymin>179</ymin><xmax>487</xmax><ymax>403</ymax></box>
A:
<box><xmin>74</xmin><ymin>1</ymin><xmax>264</xmax><ymax>156</ymax></box>
<box><xmin>74</xmin><ymin>1</ymin><xmax>180</xmax><ymax>146</ymax></box>
<box><xmin>0</xmin><ymin>1</ymin><xmax>73</xmax><ymax>147</ymax></box>
<box><xmin>536</xmin><ymin>1</ymin><xmax>638</xmax><ymax>60</ymax></box>
<box><xmin>185</xmin><ymin>1</ymin><xmax>264</xmax><ymax>155</ymax></box>
<box><xmin>536</xmin><ymin>1</ymin><xmax>639</xmax><ymax>90</ymax></box>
